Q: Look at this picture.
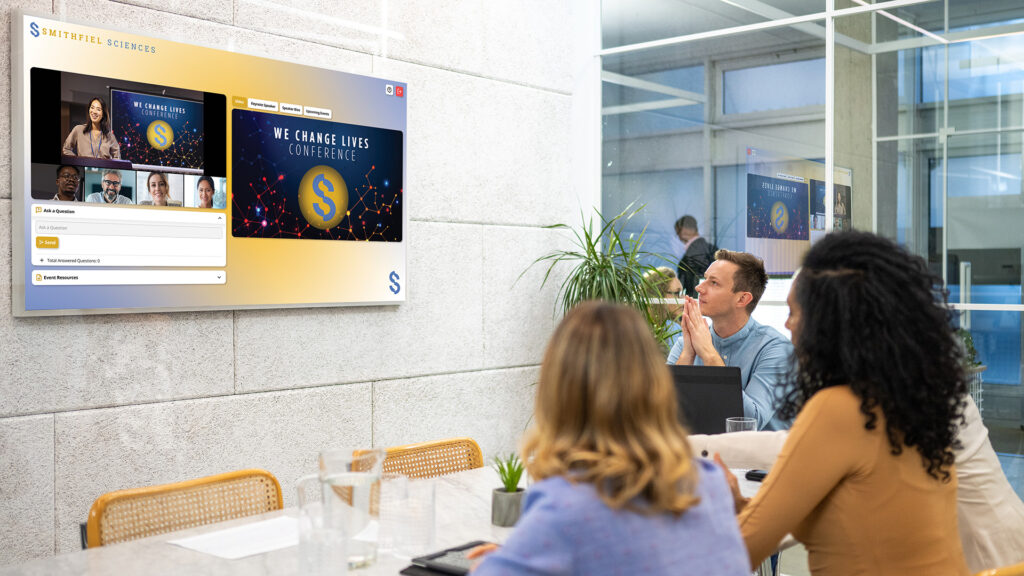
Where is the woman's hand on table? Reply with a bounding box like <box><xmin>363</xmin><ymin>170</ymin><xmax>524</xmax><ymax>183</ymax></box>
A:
<box><xmin>713</xmin><ymin>452</ymin><xmax>750</xmax><ymax>514</ymax></box>
<box><xmin>466</xmin><ymin>543</ymin><xmax>500</xmax><ymax>571</ymax></box>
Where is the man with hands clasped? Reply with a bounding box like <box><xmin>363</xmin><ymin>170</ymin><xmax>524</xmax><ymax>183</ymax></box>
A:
<box><xmin>667</xmin><ymin>249</ymin><xmax>792</xmax><ymax>430</ymax></box>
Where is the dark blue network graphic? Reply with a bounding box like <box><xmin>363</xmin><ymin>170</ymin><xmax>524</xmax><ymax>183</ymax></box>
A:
<box><xmin>110</xmin><ymin>90</ymin><xmax>205</xmax><ymax>170</ymax></box>
<box><xmin>746</xmin><ymin>174</ymin><xmax>809</xmax><ymax>240</ymax></box>
<box><xmin>231</xmin><ymin>109</ymin><xmax>403</xmax><ymax>242</ymax></box>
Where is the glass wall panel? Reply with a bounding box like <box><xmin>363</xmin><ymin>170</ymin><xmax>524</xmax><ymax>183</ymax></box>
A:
<box><xmin>865</xmin><ymin>0</ymin><xmax>1024</xmax><ymax>493</ymax></box>
<box><xmin>602</xmin><ymin>25</ymin><xmax>825</xmax><ymax>283</ymax></box>
<box><xmin>601</xmin><ymin>0</ymin><xmax>826</xmax><ymax>50</ymax></box>
<box><xmin>602</xmin><ymin>0</ymin><xmax>1024</xmax><ymax>496</ymax></box>
<box><xmin>723</xmin><ymin>58</ymin><xmax>825</xmax><ymax>114</ymax></box>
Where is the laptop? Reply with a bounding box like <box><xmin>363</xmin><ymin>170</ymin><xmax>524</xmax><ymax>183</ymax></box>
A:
<box><xmin>669</xmin><ymin>365</ymin><xmax>744</xmax><ymax>435</ymax></box>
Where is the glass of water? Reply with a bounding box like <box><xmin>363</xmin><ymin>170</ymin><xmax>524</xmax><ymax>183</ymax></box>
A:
<box><xmin>725</xmin><ymin>417</ymin><xmax>757</xmax><ymax>433</ymax></box>
<box><xmin>319</xmin><ymin>448</ymin><xmax>385</xmax><ymax>568</ymax></box>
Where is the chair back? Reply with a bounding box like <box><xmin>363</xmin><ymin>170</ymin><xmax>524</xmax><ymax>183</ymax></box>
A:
<box><xmin>86</xmin><ymin>468</ymin><xmax>282</xmax><ymax>547</ymax></box>
<box><xmin>376</xmin><ymin>438</ymin><xmax>483</xmax><ymax>478</ymax></box>
<box><xmin>975</xmin><ymin>561</ymin><xmax>1024</xmax><ymax>576</ymax></box>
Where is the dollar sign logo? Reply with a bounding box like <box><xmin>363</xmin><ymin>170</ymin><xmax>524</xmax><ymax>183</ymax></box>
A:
<box><xmin>389</xmin><ymin>271</ymin><xmax>401</xmax><ymax>294</ymax></box>
<box><xmin>299</xmin><ymin>165</ymin><xmax>347</xmax><ymax>231</ymax></box>
<box><xmin>312</xmin><ymin>173</ymin><xmax>336</xmax><ymax>222</ymax></box>
<box><xmin>147</xmin><ymin>120</ymin><xmax>173</xmax><ymax>150</ymax></box>
<box><xmin>774</xmin><ymin>205</ymin><xmax>785</xmax><ymax>229</ymax></box>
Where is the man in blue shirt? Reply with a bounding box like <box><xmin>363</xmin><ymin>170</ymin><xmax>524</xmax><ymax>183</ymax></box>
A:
<box><xmin>668</xmin><ymin>249</ymin><xmax>792</xmax><ymax>430</ymax></box>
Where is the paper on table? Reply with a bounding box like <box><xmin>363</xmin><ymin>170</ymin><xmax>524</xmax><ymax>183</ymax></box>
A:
<box><xmin>168</xmin><ymin>516</ymin><xmax>298</xmax><ymax>560</ymax></box>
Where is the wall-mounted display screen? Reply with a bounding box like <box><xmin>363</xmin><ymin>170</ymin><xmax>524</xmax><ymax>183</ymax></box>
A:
<box><xmin>12</xmin><ymin>12</ymin><xmax>407</xmax><ymax>316</ymax></box>
<box><xmin>744</xmin><ymin>147</ymin><xmax>852</xmax><ymax>276</ymax></box>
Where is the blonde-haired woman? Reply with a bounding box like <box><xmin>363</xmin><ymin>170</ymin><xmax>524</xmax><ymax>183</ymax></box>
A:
<box><xmin>643</xmin><ymin>266</ymin><xmax>685</xmax><ymax>352</ymax></box>
<box><xmin>470</xmin><ymin>302</ymin><xmax>749</xmax><ymax>575</ymax></box>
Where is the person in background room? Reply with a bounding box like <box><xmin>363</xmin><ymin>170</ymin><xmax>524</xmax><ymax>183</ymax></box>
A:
<box><xmin>643</xmin><ymin>266</ymin><xmax>685</xmax><ymax>352</ymax></box>
<box><xmin>674</xmin><ymin>215</ymin><xmax>715</xmax><ymax>297</ymax></box>
<box><xmin>718</xmin><ymin>230</ymin><xmax>971</xmax><ymax>576</ymax></box>
<box><xmin>62</xmin><ymin>97</ymin><xmax>121</xmax><ymax>159</ymax></box>
<box><xmin>468</xmin><ymin>301</ymin><xmax>750</xmax><ymax>576</ymax></box>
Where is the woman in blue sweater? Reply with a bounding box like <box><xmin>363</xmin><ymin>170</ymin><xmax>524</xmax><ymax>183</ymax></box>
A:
<box><xmin>470</xmin><ymin>301</ymin><xmax>749</xmax><ymax>576</ymax></box>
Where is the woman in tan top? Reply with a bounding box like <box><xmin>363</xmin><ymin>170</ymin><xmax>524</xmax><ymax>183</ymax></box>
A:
<box><xmin>720</xmin><ymin>230</ymin><xmax>971</xmax><ymax>576</ymax></box>
<box><xmin>62</xmin><ymin>97</ymin><xmax>120</xmax><ymax>159</ymax></box>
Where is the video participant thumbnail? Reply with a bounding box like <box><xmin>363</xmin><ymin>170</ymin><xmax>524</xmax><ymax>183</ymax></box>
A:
<box><xmin>746</xmin><ymin>174</ymin><xmax>809</xmax><ymax>241</ymax></box>
<box><xmin>231</xmin><ymin>109</ymin><xmax>403</xmax><ymax>242</ymax></box>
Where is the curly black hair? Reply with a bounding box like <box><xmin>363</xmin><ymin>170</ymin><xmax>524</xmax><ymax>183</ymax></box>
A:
<box><xmin>778</xmin><ymin>230</ymin><xmax>967</xmax><ymax>481</ymax></box>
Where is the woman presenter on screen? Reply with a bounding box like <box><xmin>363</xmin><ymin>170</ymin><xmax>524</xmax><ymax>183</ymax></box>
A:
<box><xmin>62</xmin><ymin>97</ymin><xmax>121</xmax><ymax>159</ymax></box>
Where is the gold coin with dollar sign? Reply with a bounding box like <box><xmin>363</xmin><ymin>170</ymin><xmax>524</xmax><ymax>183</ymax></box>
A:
<box><xmin>770</xmin><ymin>201</ymin><xmax>789</xmax><ymax>235</ymax></box>
<box><xmin>298</xmin><ymin>165</ymin><xmax>348</xmax><ymax>230</ymax></box>
<box><xmin>146</xmin><ymin>120</ymin><xmax>174</xmax><ymax>151</ymax></box>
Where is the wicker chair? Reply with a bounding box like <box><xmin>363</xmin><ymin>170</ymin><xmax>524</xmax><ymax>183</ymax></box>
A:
<box><xmin>975</xmin><ymin>561</ymin><xmax>1024</xmax><ymax>576</ymax></box>
<box><xmin>374</xmin><ymin>438</ymin><xmax>484</xmax><ymax>479</ymax></box>
<box><xmin>86</xmin><ymin>469</ymin><xmax>282</xmax><ymax>548</ymax></box>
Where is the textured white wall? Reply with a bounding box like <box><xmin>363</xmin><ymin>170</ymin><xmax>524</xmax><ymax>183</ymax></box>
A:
<box><xmin>0</xmin><ymin>0</ymin><xmax>582</xmax><ymax>563</ymax></box>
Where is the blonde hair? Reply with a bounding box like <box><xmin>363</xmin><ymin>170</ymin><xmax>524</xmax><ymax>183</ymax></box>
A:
<box><xmin>521</xmin><ymin>301</ymin><xmax>700</xmax><ymax>514</ymax></box>
<box><xmin>642</xmin><ymin>266</ymin><xmax>677</xmax><ymax>296</ymax></box>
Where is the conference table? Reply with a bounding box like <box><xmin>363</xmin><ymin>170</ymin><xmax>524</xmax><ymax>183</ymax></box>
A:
<box><xmin>0</xmin><ymin>466</ymin><xmax>772</xmax><ymax>576</ymax></box>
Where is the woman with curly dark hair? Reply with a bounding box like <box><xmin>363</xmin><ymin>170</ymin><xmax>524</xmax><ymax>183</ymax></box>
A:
<box><xmin>722</xmin><ymin>230</ymin><xmax>970</xmax><ymax>575</ymax></box>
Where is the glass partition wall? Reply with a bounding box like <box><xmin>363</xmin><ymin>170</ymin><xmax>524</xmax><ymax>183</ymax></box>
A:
<box><xmin>601</xmin><ymin>0</ymin><xmax>1024</xmax><ymax>498</ymax></box>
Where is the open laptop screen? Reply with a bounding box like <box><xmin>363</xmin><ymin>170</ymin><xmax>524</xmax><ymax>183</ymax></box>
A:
<box><xmin>669</xmin><ymin>365</ymin><xmax>744</xmax><ymax>435</ymax></box>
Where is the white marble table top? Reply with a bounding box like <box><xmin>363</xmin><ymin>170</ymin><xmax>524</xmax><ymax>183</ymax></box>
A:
<box><xmin>0</xmin><ymin>465</ymin><xmax>765</xmax><ymax>576</ymax></box>
<box><xmin>0</xmin><ymin>467</ymin><xmax>513</xmax><ymax>576</ymax></box>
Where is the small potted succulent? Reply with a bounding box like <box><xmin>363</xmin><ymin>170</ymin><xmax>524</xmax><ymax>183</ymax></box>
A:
<box><xmin>491</xmin><ymin>453</ymin><xmax>525</xmax><ymax>527</ymax></box>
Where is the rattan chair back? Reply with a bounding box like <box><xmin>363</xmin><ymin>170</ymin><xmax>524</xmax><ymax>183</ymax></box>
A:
<box><xmin>86</xmin><ymin>468</ymin><xmax>282</xmax><ymax>548</ymax></box>
<box><xmin>377</xmin><ymin>437</ymin><xmax>484</xmax><ymax>479</ymax></box>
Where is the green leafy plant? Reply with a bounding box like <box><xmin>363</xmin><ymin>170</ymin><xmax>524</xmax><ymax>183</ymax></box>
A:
<box><xmin>957</xmin><ymin>328</ymin><xmax>982</xmax><ymax>367</ymax></box>
<box><xmin>522</xmin><ymin>204</ymin><xmax>685</xmax><ymax>348</ymax></box>
<box><xmin>493</xmin><ymin>453</ymin><xmax>525</xmax><ymax>493</ymax></box>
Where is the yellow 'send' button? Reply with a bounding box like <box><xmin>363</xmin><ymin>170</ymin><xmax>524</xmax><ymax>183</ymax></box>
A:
<box><xmin>36</xmin><ymin>236</ymin><xmax>59</xmax><ymax>249</ymax></box>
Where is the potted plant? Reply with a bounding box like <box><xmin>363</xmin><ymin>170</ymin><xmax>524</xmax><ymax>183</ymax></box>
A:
<box><xmin>523</xmin><ymin>204</ymin><xmax>683</xmax><ymax>350</ymax></box>
<box><xmin>491</xmin><ymin>453</ymin><xmax>525</xmax><ymax>527</ymax></box>
<box><xmin>957</xmin><ymin>328</ymin><xmax>987</xmax><ymax>411</ymax></box>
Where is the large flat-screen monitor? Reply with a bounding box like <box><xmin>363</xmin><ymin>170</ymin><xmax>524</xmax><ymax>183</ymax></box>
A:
<box><xmin>11</xmin><ymin>12</ymin><xmax>407</xmax><ymax>316</ymax></box>
<box><xmin>744</xmin><ymin>147</ymin><xmax>852</xmax><ymax>275</ymax></box>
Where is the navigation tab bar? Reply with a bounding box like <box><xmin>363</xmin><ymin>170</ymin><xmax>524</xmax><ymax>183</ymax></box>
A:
<box><xmin>248</xmin><ymin>98</ymin><xmax>278</xmax><ymax>111</ymax></box>
<box><xmin>304</xmin><ymin>106</ymin><xmax>332</xmax><ymax>119</ymax></box>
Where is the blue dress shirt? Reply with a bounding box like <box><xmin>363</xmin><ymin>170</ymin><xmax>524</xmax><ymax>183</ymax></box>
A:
<box><xmin>662</xmin><ymin>319</ymin><xmax>681</xmax><ymax>353</ymax></box>
<box><xmin>666</xmin><ymin>316</ymin><xmax>793</xmax><ymax>431</ymax></box>
<box><xmin>474</xmin><ymin>459</ymin><xmax>750</xmax><ymax>576</ymax></box>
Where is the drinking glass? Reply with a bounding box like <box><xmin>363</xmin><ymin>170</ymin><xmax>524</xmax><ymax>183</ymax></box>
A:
<box><xmin>297</xmin><ymin>448</ymin><xmax>385</xmax><ymax>570</ymax></box>
<box><xmin>725</xmin><ymin>417</ymin><xmax>757</xmax><ymax>433</ymax></box>
<box><xmin>379</xmin><ymin>473</ymin><xmax>436</xmax><ymax>558</ymax></box>
<box><xmin>296</xmin><ymin>474</ymin><xmax>347</xmax><ymax>576</ymax></box>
